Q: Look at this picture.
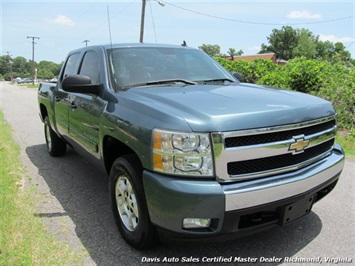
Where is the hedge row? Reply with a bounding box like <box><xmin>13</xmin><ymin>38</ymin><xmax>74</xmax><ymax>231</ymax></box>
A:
<box><xmin>216</xmin><ymin>57</ymin><xmax>354</xmax><ymax>130</ymax></box>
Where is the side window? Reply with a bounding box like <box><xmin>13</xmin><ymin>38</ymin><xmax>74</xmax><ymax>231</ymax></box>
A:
<box><xmin>61</xmin><ymin>53</ymin><xmax>80</xmax><ymax>81</ymax></box>
<box><xmin>79</xmin><ymin>51</ymin><xmax>100</xmax><ymax>85</ymax></box>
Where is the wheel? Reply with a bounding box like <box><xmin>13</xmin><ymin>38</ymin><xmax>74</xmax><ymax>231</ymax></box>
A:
<box><xmin>44</xmin><ymin>116</ymin><xmax>66</xmax><ymax>156</ymax></box>
<box><xmin>109</xmin><ymin>154</ymin><xmax>158</xmax><ymax>249</ymax></box>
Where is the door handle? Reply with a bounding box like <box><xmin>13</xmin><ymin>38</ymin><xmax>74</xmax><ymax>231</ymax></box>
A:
<box><xmin>54</xmin><ymin>96</ymin><xmax>61</xmax><ymax>102</ymax></box>
<box><xmin>69</xmin><ymin>102</ymin><xmax>77</xmax><ymax>109</ymax></box>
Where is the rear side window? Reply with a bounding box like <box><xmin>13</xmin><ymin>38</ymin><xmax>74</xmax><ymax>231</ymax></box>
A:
<box><xmin>79</xmin><ymin>51</ymin><xmax>100</xmax><ymax>85</ymax></box>
<box><xmin>61</xmin><ymin>53</ymin><xmax>80</xmax><ymax>80</ymax></box>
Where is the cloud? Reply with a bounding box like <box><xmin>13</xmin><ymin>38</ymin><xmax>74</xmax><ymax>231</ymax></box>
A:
<box><xmin>49</xmin><ymin>15</ymin><xmax>75</xmax><ymax>27</ymax></box>
<box><xmin>248</xmin><ymin>46</ymin><xmax>261</xmax><ymax>52</ymax></box>
<box><xmin>319</xmin><ymin>34</ymin><xmax>355</xmax><ymax>43</ymax></box>
<box><xmin>287</xmin><ymin>10</ymin><xmax>321</xmax><ymax>19</ymax></box>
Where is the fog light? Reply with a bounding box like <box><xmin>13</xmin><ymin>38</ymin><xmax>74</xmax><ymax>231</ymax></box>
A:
<box><xmin>183</xmin><ymin>218</ymin><xmax>211</xmax><ymax>229</ymax></box>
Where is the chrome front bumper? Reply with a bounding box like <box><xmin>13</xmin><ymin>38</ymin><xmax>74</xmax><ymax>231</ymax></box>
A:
<box><xmin>223</xmin><ymin>143</ymin><xmax>344</xmax><ymax>211</ymax></box>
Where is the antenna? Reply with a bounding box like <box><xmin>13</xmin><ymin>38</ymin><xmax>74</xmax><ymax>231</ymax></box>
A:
<box><xmin>107</xmin><ymin>6</ymin><xmax>113</xmax><ymax>48</ymax></box>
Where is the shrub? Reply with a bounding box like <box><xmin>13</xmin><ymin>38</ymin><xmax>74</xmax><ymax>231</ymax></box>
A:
<box><xmin>311</xmin><ymin>64</ymin><xmax>354</xmax><ymax>129</ymax></box>
<box><xmin>216</xmin><ymin>56</ymin><xmax>354</xmax><ymax>130</ymax></box>
<box><xmin>284</xmin><ymin>57</ymin><xmax>330</xmax><ymax>93</ymax></box>
<box><xmin>215</xmin><ymin>57</ymin><xmax>280</xmax><ymax>84</ymax></box>
<box><xmin>257</xmin><ymin>67</ymin><xmax>289</xmax><ymax>89</ymax></box>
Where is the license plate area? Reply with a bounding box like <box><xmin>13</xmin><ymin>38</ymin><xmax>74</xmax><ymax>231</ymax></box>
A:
<box><xmin>279</xmin><ymin>195</ymin><xmax>316</xmax><ymax>226</ymax></box>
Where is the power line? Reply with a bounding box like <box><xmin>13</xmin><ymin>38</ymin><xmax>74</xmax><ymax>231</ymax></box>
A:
<box><xmin>346</xmin><ymin>41</ymin><xmax>354</xmax><ymax>48</ymax></box>
<box><xmin>156</xmin><ymin>0</ymin><xmax>354</xmax><ymax>26</ymax></box>
<box><xmin>149</xmin><ymin>0</ymin><xmax>158</xmax><ymax>43</ymax></box>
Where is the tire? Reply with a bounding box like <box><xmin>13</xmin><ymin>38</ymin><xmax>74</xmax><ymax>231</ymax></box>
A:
<box><xmin>109</xmin><ymin>154</ymin><xmax>158</xmax><ymax>249</ymax></box>
<box><xmin>44</xmin><ymin>116</ymin><xmax>66</xmax><ymax>156</ymax></box>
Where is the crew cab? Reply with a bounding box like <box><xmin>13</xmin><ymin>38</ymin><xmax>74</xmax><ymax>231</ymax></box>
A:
<box><xmin>38</xmin><ymin>43</ymin><xmax>345</xmax><ymax>249</ymax></box>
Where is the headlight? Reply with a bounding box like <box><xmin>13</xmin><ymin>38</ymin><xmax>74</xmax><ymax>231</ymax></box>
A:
<box><xmin>152</xmin><ymin>129</ymin><xmax>213</xmax><ymax>176</ymax></box>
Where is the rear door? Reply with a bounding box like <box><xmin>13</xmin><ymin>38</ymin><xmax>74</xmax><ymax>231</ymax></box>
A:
<box><xmin>55</xmin><ymin>53</ymin><xmax>80</xmax><ymax>137</ymax></box>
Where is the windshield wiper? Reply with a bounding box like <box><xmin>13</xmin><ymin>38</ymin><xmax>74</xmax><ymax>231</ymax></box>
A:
<box><xmin>146</xmin><ymin>79</ymin><xmax>197</xmax><ymax>85</ymax></box>
<box><xmin>123</xmin><ymin>79</ymin><xmax>197</xmax><ymax>89</ymax></box>
<box><xmin>202</xmin><ymin>78</ymin><xmax>236</xmax><ymax>84</ymax></box>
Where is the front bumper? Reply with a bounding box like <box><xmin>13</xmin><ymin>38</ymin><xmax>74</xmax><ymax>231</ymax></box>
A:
<box><xmin>143</xmin><ymin>144</ymin><xmax>344</xmax><ymax>241</ymax></box>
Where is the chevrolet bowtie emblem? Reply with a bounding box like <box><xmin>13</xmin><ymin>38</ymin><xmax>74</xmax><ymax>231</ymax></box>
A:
<box><xmin>289</xmin><ymin>137</ymin><xmax>309</xmax><ymax>154</ymax></box>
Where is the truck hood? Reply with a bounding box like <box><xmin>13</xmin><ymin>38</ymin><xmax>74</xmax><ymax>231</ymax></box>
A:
<box><xmin>126</xmin><ymin>83</ymin><xmax>335</xmax><ymax>132</ymax></box>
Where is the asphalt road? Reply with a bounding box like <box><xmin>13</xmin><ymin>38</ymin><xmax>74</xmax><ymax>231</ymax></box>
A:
<box><xmin>0</xmin><ymin>82</ymin><xmax>354</xmax><ymax>266</ymax></box>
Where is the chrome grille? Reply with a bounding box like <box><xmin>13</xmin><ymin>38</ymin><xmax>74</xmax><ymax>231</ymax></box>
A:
<box><xmin>212</xmin><ymin>116</ymin><xmax>337</xmax><ymax>182</ymax></box>
<box><xmin>225</xmin><ymin>120</ymin><xmax>336</xmax><ymax>147</ymax></box>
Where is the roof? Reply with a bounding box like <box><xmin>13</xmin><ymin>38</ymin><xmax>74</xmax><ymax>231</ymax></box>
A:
<box><xmin>78</xmin><ymin>43</ymin><xmax>197</xmax><ymax>51</ymax></box>
<box><xmin>232</xmin><ymin>53</ymin><xmax>276</xmax><ymax>62</ymax></box>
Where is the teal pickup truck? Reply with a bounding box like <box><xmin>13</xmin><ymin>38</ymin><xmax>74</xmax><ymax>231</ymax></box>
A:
<box><xmin>38</xmin><ymin>43</ymin><xmax>345</xmax><ymax>249</ymax></box>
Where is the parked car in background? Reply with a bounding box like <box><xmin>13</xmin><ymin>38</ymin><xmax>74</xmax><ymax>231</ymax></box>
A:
<box><xmin>18</xmin><ymin>78</ymin><xmax>33</xmax><ymax>84</ymax></box>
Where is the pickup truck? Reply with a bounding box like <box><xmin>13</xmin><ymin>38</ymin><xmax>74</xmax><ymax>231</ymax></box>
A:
<box><xmin>38</xmin><ymin>43</ymin><xmax>345</xmax><ymax>249</ymax></box>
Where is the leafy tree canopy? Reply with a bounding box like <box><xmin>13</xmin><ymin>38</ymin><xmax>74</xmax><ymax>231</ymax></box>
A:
<box><xmin>260</xmin><ymin>26</ymin><xmax>353</xmax><ymax>64</ymax></box>
<box><xmin>198</xmin><ymin>44</ymin><xmax>221</xmax><ymax>57</ymax></box>
<box><xmin>227</xmin><ymin>48</ymin><xmax>243</xmax><ymax>60</ymax></box>
<box><xmin>259</xmin><ymin>26</ymin><xmax>299</xmax><ymax>60</ymax></box>
<box><xmin>0</xmin><ymin>55</ymin><xmax>61</xmax><ymax>80</ymax></box>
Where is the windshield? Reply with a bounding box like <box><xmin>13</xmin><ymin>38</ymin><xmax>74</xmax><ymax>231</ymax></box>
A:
<box><xmin>108</xmin><ymin>47</ymin><xmax>235</xmax><ymax>89</ymax></box>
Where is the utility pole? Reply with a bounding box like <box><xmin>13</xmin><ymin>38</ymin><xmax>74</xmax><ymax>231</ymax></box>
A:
<box><xmin>140</xmin><ymin>0</ymin><xmax>146</xmax><ymax>43</ymax></box>
<box><xmin>139</xmin><ymin>0</ymin><xmax>164</xmax><ymax>43</ymax></box>
<box><xmin>27</xmin><ymin>36</ymin><xmax>40</xmax><ymax>84</ymax></box>
<box><xmin>83</xmin><ymin>40</ymin><xmax>90</xmax><ymax>46</ymax></box>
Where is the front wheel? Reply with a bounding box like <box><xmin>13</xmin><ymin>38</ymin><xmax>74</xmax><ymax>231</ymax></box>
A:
<box><xmin>44</xmin><ymin>116</ymin><xmax>66</xmax><ymax>156</ymax></box>
<box><xmin>109</xmin><ymin>155</ymin><xmax>158</xmax><ymax>249</ymax></box>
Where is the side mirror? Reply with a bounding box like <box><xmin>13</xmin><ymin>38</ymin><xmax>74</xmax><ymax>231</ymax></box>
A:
<box><xmin>232</xmin><ymin>72</ymin><xmax>244</xmax><ymax>82</ymax></box>
<box><xmin>62</xmin><ymin>75</ymin><xmax>100</xmax><ymax>95</ymax></box>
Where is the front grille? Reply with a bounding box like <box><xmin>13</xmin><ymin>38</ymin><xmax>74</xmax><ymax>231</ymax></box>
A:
<box><xmin>212</xmin><ymin>117</ymin><xmax>337</xmax><ymax>181</ymax></box>
<box><xmin>225</xmin><ymin>119</ymin><xmax>335</xmax><ymax>148</ymax></box>
<box><xmin>227</xmin><ymin>139</ymin><xmax>334</xmax><ymax>176</ymax></box>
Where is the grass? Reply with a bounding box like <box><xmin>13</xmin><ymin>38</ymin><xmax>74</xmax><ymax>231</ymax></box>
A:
<box><xmin>337</xmin><ymin>130</ymin><xmax>355</xmax><ymax>160</ymax></box>
<box><xmin>23</xmin><ymin>84</ymin><xmax>40</xmax><ymax>89</ymax></box>
<box><xmin>0</xmin><ymin>110</ymin><xmax>85</xmax><ymax>266</ymax></box>
<box><xmin>9</xmin><ymin>82</ymin><xmax>39</xmax><ymax>89</ymax></box>
<box><xmin>18</xmin><ymin>83</ymin><xmax>39</xmax><ymax>89</ymax></box>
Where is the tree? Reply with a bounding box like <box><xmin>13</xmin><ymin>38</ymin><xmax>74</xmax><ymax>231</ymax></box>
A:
<box><xmin>227</xmin><ymin>48</ymin><xmax>243</xmax><ymax>60</ymax></box>
<box><xmin>11</xmin><ymin>56</ymin><xmax>32</xmax><ymax>77</ymax></box>
<box><xmin>0</xmin><ymin>55</ymin><xmax>62</xmax><ymax>80</ymax></box>
<box><xmin>259</xmin><ymin>26</ymin><xmax>299</xmax><ymax>60</ymax></box>
<box><xmin>261</xmin><ymin>26</ymin><xmax>353</xmax><ymax>64</ymax></box>
<box><xmin>293</xmin><ymin>29</ymin><xmax>317</xmax><ymax>59</ymax></box>
<box><xmin>37</xmin><ymin>60</ymin><xmax>61</xmax><ymax>79</ymax></box>
<box><xmin>0</xmin><ymin>55</ymin><xmax>12</xmax><ymax>76</ymax></box>
<box><xmin>333</xmin><ymin>42</ymin><xmax>352</xmax><ymax>62</ymax></box>
<box><xmin>315</xmin><ymin>41</ymin><xmax>352</xmax><ymax>64</ymax></box>
<box><xmin>315</xmin><ymin>40</ymin><xmax>335</xmax><ymax>61</ymax></box>
<box><xmin>198</xmin><ymin>44</ymin><xmax>221</xmax><ymax>57</ymax></box>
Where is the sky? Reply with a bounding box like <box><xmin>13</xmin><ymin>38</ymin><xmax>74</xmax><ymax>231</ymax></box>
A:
<box><xmin>1</xmin><ymin>0</ymin><xmax>354</xmax><ymax>63</ymax></box>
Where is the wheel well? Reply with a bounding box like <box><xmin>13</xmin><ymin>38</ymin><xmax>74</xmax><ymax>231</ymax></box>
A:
<box><xmin>103</xmin><ymin>136</ymin><xmax>138</xmax><ymax>175</ymax></box>
<box><xmin>39</xmin><ymin>104</ymin><xmax>48</xmax><ymax>120</ymax></box>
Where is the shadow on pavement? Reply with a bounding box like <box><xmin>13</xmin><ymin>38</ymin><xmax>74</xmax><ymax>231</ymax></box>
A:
<box><xmin>26</xmin><ymin>144</ymin><xmax>323</xmax><ymax>266</ymax></box>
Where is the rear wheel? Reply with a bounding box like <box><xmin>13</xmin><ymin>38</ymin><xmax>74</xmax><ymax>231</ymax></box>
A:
<box><xmin>109</xmin><ymin>154</ymin><xmax>158</xmax><ymax>249</ymax></box>
<box><xmin>44</xmin><ymin>116</ymin><xmax>66</xmax><ymax>156</ymax></box>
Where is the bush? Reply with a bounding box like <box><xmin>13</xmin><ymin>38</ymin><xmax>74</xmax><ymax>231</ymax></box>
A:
<box><xmin>311</xmin><ymin>64</ymin><xmax>354</xmax><ymax>129</ymax></box>
<box><xmin>216</xmin><ymin>57</ymin><xmax>354</xmax><ymax>130</ymax></box>
<box><xmin>284</xmin><ymin>57</ymin><xmax>329</xmax><ymax>93</ymax></box>
<box><xmin>257</xmin><ymin>67</ymin><xmax>289</xmax><ymax>88</ymax></box>
<box><xmin>215</xmin><ymin>57</ymin><xmax>279</xmax><ymax>83</ymax></box>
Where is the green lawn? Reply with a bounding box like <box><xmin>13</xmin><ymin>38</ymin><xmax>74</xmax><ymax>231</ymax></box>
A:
<box><xmin>337</xmin><ymin>131</ymin><xmax>355</xmax><ymax>160</ymax></box>
<box><xmin>0</xmin><ymin>110</ymin><xmax>85</xmax><ymax>266</ymax></box>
